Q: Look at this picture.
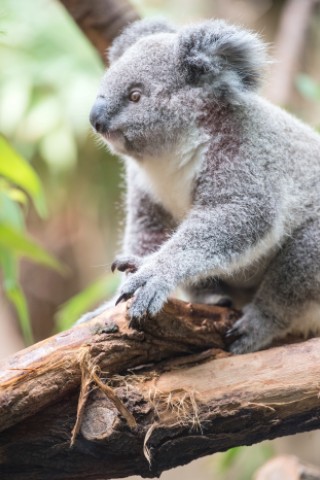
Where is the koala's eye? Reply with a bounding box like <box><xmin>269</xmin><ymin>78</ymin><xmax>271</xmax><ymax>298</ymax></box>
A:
<box><xmin>129</xmin><ymin>90</ymin><xmax>141</xmax><ymax>103</ymax></box>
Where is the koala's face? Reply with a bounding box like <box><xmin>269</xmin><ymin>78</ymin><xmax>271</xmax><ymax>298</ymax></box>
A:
<box><xmin>90</xmin><ymin>33</ymin><xmax>192</xmax><ymax>158</ymax></box>
<box><xmin>90</xmin><ymin>19</ymin><xmax>266</xmax><ymax>158</ymax></box>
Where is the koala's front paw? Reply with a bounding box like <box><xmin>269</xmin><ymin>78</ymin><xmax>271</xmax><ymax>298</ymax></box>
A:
<box><xmin>116</xmin><ymin>266</ymin><xmax>172</xmax><ymax>326</ymax></box>
<box><xmin>111</xmin><ymin>254</ymin><xmax>143</xmax><ymax>274</ymax></box>
<box><xmin>226</xmin><ymin>305</ymin><xmax>274</xmax><ymax>354</ymax></box>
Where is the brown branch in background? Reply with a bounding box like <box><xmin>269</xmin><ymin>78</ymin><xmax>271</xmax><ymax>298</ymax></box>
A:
<box><xmin>59</xmin><ymin>0</ymin><xmax>140</xmax><ymax>63</ymax></box>
<box><xmin>255</xmin><ymin>455</ymin><xmax>320</xmax><ymax>480</ymax></box>
<box><xmin>265</xmin><ymin>0</ymin><xmax>319</xmax><ymax>105</ymax></box>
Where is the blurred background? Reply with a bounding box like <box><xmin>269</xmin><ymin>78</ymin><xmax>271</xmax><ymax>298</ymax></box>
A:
<box><xmin>1</xmin><ymin>0</ymin><xmax>320</xmax><ymax>478</ymax></box>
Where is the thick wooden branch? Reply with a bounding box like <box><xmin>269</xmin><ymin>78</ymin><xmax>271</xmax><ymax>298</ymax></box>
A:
<box><xmin>1</xmin><ymin>299</ymin><xmax>320</xmax><ymax>479</ymax></box>
<box><xmin>59</xmin><ymin>0</ymin><xmax>140</xmax><ymax>62</ymax></box>
<box><xmin>0</xmin><ymin>299</ymin><xmax>236</xmax><ymax>433</ymax></box>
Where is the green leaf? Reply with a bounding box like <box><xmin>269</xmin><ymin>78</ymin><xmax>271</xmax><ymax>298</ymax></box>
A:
<box><xmin>0</xmin><ymin>224</ymin><xmax>65</xmax><ymax>273</ymax></box>
<box><xmin>0</xmin><ymin>135</ymin><xmax>47</xmax><ymax>217</ymax></box>
<box><xmin>7</xmin><ymin>285</ymin><xmax>33</xmax><ymax>345</ymax></box>
<box><xmin>0</xmin><ymin>247</ymin><xmax>33</xmax><ymax>344</ymax></box>
<box><xmin>6</xmin><ymin>187</ymin><xmax>28</xmax><ymax>206</ymax></box>
<box><xmin>0</xmin><ymin>178</ymin><xmax>28</xmax><ymax>206</ymax></box>
<box><xmin>55</xmin><ymin>274</ymin><xmax>119</xmax><ymax>330</ymax></box>
<box><xmin>0</xmin><ymin>191</ymin><xmax>25</xmax><ymax>230</ymax></box>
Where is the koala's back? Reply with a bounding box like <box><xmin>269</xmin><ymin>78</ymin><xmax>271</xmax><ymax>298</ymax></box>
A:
<box><xmin>247</xmin><ymin>96</ymin><xmax>320</xmax><ymax>227</ymax></box>
<box><xmin>246</xmin><ymin>95</ymin><xmax>320</xmax><ymax>181</ymax></box>
<box><xmin>183</xmin><ymin>93</ymin><xmax>320</xmax><ymax>294</ymax></box>
<box><xmin>197</xmin><ymin>93</ymin><xmax>320</xmax><ymax>229</ymax></box>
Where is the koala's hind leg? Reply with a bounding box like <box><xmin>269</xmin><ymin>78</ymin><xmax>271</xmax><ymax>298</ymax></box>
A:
<box><xmin>184</xmin><ymin>278</ymin><xmax>233</xmax><ymax>307</ymax></box>
<box><xmin>228</xmin><ymin>219</ymin><xmax>320</xmax><ymax>354</ymax></box>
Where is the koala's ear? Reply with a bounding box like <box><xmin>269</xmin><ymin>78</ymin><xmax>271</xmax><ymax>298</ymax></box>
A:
<box><xmin>177</xmin><ymin>20</ymin><xmax>267</xmax><ymax>103</ymax></box>
<box><xmin>109</xmin><ymin>18</ymin><xmax>176</xmax><ymax>64</ymax></box>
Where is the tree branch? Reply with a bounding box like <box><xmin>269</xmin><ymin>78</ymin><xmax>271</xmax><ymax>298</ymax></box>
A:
<box><xmin>265</xmin><ymin>0</ymin><xmax>319</xmax><ymax>105</ymax></box>
<box><xmin>0</xmin><ymin>300</ymin><xmax>319</xmax><ymax>480</ymax></box>
<box><xmin>59</xmin><ymin>0</ymin><xmax>140</xmax><ymax>63</ymax></box>
<box><xmin>0</xmin><ymin>299</ymin><xmax>236</xmax><ymax>433</ymax></box>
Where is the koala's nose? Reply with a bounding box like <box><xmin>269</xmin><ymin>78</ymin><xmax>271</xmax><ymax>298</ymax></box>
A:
<box><xmin>89</xmin><ymin>97</ymin><xmax>109</xmax><ymax>134</ymax></box>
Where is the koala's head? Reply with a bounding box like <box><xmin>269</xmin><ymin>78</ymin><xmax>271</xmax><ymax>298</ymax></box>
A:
<box><xmin>90</xmin><ymin>18</ymin><xmax>267</xmax><ymax>158</ymax></box>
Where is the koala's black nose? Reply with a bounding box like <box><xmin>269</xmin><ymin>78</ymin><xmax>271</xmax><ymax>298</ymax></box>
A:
<box><xmin>89</xmin><ymin>97</ymin><xmax>109</xmax><ymax>134</ymax></box>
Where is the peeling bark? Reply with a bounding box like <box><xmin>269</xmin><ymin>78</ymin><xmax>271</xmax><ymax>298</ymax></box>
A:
<box><xmin>0</xmin><ymin>299</ymin><xmax>236</xmax><ymax>433</ymax></box>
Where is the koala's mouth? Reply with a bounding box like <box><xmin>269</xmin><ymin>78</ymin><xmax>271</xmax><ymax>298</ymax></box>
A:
<box><xmin>101</xmin><ymin>128</ymin><xmax>141</xmax><ymax>156</ymax></box>
<box><xmin>102</xmin><ymin>129</ymin><xmax>123</xmax><ymax>142</ymax></box>
<box><xmin>102</xmin><ymin>129</ymin><xmax>128</xmax><ymax>154</ymax></box>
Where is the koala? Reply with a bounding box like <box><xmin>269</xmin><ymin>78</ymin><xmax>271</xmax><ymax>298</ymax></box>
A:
<box><xmin>85</xmin><ymin>18</ymin><xmax>320</xmax><ymax>354</ymax></box>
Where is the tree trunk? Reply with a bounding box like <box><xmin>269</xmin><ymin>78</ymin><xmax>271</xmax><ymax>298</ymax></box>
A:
<box><xmin>1</xmin><ymin>299</ymin><xmax>320</xmax><ymax>480</ymax></box>
<box><xmin>265</xmin><ymin>0</ymin><xmax>318</xmax><ymax>105</ymax></box>
<box><xmin>59</xmin><ymin>0</ymin><xmax>140</xmax><ymax>62</ymax></box>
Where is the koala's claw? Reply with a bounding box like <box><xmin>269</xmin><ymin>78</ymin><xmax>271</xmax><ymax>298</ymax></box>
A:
<box><xmin>215</xmin><ymin>298</ymin><xmax>233</xmax><ymax>308</ymax></box>
<box><xmin>115</xmin><ymin>292</ymin><xmax>133</xmax><ymax>305</ymax></box>
<box><xmin>225</xmin><ymin>325</ymin><xmax>242</xmax><ymax>339</ymax></box>
<box><xmin>111</xmin><ymin>260</ymin><xmax>118</xmax><ymax>273</ymax></box>
<box><xmin>227</xmin><ymin>306</ymin><xmax>275</xmax><ymax>354</ymax></box>
<box><xmin>227</xmin><ymin>317</ymin><xmax>258</xmax><ymax>354</ymax></box>
<box><xmin>111</xmin><ymin>255</ymin><xmax>142</xmax><ymax>274</ymax></box>
<box><xmin>111</xmin><ymin>259</ymin><xmax>137</xmax><ymax>274</ymax></box>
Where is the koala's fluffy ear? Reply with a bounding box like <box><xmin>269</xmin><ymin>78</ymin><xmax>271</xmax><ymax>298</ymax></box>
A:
<box><xmin>109</xmin><ymin>18</ymin><xmax>176</xmax><ymax>64</ymax></box>
<box><xmin>177</xmin><ymin>20</ymin><xmax>267</xmax><ymax>103</ymax></box>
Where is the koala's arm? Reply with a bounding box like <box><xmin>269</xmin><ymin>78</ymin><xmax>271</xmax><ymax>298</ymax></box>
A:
<box><xmin>150</xmin><ymin>198</ymin><xmax>275</xmax><ymax>280</ymax></box>
<box><xmin>117</xmin><ymin>161</ymin><xmax>280</xmax><ymax>319</ymax></box>
<box><xmin>77</xmin><ymin>168</ymin><xmax>174</xmax><ymax>323</ymax></box>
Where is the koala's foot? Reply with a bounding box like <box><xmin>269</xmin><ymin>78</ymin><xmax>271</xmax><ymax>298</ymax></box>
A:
<box><xmin>111</xmin><ymin>254</ymin><xmax>143</xmax><ymax>274</ymax></box>
<box><xmin>227</xmin><ymin>219</ymin><xmax>320</xmax><ymax>353</ymax></box>
<box><xmin>115</xmin><ymin>265</ymin><xmax>173</xmax><ymax>327</ymax></box>
<box><xmin>226</xmin><ymin>304</ymin><xmax>277</xmax><ymax>354</ymax></box>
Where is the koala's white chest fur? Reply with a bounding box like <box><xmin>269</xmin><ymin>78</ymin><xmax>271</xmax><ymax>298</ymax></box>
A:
<box><xmin>135</xmin><ymin>131</ymin><xmax>210</xmax><ymax>220</ymax></box>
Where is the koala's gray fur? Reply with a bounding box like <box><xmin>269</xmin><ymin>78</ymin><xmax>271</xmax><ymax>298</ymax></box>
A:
<box><xmin>83</xmin><ymin>18</ymin><xmax>320</xmax><ymax>354</ymax></box>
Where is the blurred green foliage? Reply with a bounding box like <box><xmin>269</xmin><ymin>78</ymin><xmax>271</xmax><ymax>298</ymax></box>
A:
<box><xmin>213</xmin><ymin>443</ymin><xmax>274</xmax><ymax>480</ymax></box>
<box><xmin>296</xmin><ymin>74</ymin><xmax>320</xmax><ymax>102</ymax></box>
<box><xmin>0</xmin><ymin>136</ymin><xmax>63</xmax><ymax>343</ymax></box>
<box><xmin>0</xmin><ymin>0</ymin><xmax>102</xmax><ymax>173</ymax></box>
<box><xmin>0</xmin><ymin>0</ymin><xmax>121</xmax><ymax>217</ymax></box>
<box><xmin>55</xmin><ymin>273</ymin><xmax>118</xmax><ymax>330</ymax></box>
<box><xmin>0</xmin><ymin>0</ymin><xmax>122</xmax><ymax>333</ymax></box>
